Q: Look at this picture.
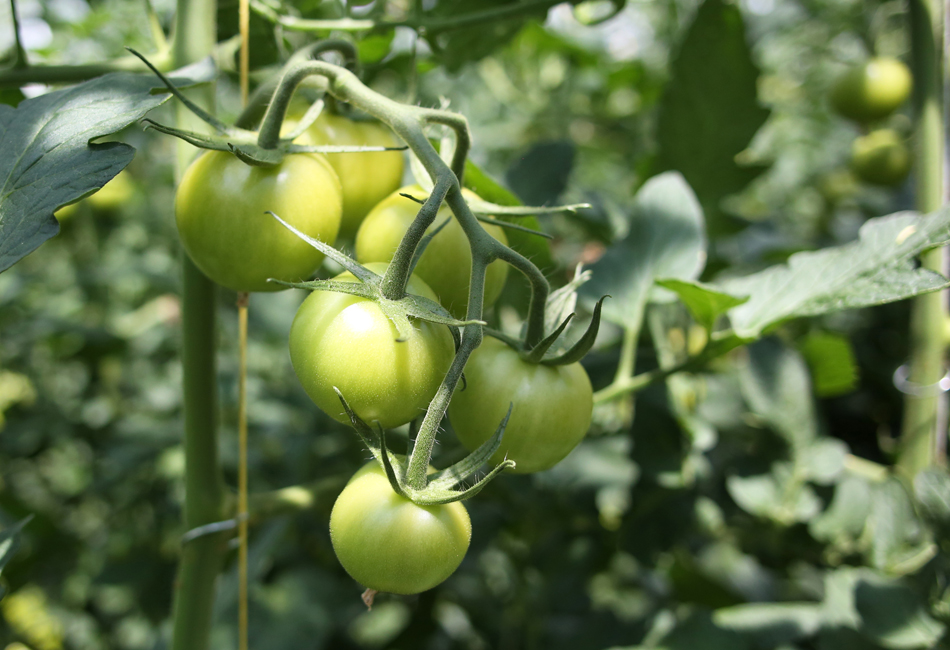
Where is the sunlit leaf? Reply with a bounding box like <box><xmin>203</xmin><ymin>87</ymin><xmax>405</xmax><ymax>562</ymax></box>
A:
<box><xmin>581</xmin><ymin>172</ymin><xmax>706</xmax><ymax>331</ymax></box>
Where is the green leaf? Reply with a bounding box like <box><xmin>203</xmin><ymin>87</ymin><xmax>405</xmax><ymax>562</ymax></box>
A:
<box><xmin>580</xmin><ymin>172</ymin><xmax>706</xmax><ymax>331</ymax></box>
<box><xmin>0</xmin><ymin>60</ymin><xmax>214</xmax><ymax>274</ymax></box>
<box><xmin>720</xmin><ymin>210</ymin><xmax>950</xmax><ymax>339</ymax></box>
<box><xmin>655</xmin><ymin>278</ymin><xmax>748</xmax><ymax>331</ymax></box>
<box><xmin>357</xmin><ymin>33</ymin><xmax>395</xmax><ymax>64</ymax></box>
<box><xmin>463</xmin><ymin>158</ymin><xmax>554</xmax><ymax>270</ymax></box>
<box><xmin>854</xmin><ymin>576</ymin><xmax>946</xmax><ymax>649</ymax></box>
<box><xmin>713</xmin><ymin>603</ymin><xmax>823</xmax><ymax>648</ymax></box>
<box><xmin>800</xmin><ymin>331</ymin><xmax>860</xmax><ymax>397</ymax></box>
<box><xmin>726</xmin><ymin>468</ymin><xmax>821</xmax><ymax>525</ymax></box>
<box><xmin>654</xmin><ymin>0</ymin><xmax>770</xmax><ymax>235</ymax></box>
<box><xmin>914</xmin><ymin>467</ymin><xmax>950</xmax><ymax>534</ymax></box>
<box><xmin>739</xmin><ymin>338</ymin><xmax>817</xmax><ymax>449</ymax></box>
<box><xmin>810</xmin><ymin>476</ymin><xmax>874</xmax><ymax>546</ymax></box>
<box><xmin>651</xmin><ymin>610</ymin><xmax>752</xmax><ymax>650</ymax></box>
<box><xmin>866</xmin><ymin>479</ymin><xmax>932</xmax><ymax>574</ymax></box>
<box><xmin>429</xmin><ymin>0</ymin><xmax>547</xmax><ymax>72</ymax></box>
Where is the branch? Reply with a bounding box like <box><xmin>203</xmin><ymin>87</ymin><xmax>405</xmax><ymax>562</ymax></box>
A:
<box><xmin>248</xmin><ymin>0</ymin><xmax>559</xmax><ymax>34</ymax></box>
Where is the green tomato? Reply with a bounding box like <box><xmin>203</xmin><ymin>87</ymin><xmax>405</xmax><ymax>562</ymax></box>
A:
<box><xmin>330</xmin><ymin>461</ymin><xmax>471</xmax><ymax>595</ymax></box>
<box><xmin>175</xmin><ymin>150</ymin><xmax>342</xmax><ymax>293</ymax></box>
<box><xmin>448</xmin><ymin>336</ymin><xmax>593</xmax><ymax>474</ymax></box>
<box><xmin>298</xmin><ymin>112</ymin><xmax>405</xmax><ymax>237</ymax></box>
<box><xmin>830</xmin><ymin>57</ymin><xmax>912</xmax><ymax>123</ymax></box>
<box><xmin>355</xmin><ymin>185</ymin><xmax>510</xmax><ymax>319</ymax></box>
<box><xmin>850</xmin><ymin>129</ymin><xmax>911</xmax><ymax>186</ymax></box>
<box><xmin>289</xmin><ymin>262</ymin><xmax>455</xmax><ymax>429</ymax></box>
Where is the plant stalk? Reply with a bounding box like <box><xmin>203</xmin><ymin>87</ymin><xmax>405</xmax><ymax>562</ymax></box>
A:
<box><xmin>169</xmin><ymin>0</ymin><xmax>226</xmax><ymax>648</ymax></box>
<box><xmin>899</xmin><ymin>0</ymin><xmax>946</xmax><ymax>475</ymax></box>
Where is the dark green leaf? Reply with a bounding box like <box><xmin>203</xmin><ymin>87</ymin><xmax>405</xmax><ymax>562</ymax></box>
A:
<box><xmin>713</xmin><ymin>602</ymin><xmax>822</xmax><ymax>648</ymax></box>
<box><xmin>654</xmin><ymin>0</ymin><xmax>770</xmax><ymax>235</ymax></box>
<box><xmin>867</xmin><ymin>479</ymin><xmax>931</xmax><ymax>574</ymax></box>
<box><xmin>506</xmin><ymin>140</ymin><xmax>574</xmax><ymax>207</ymax></box>
<box><xmin>914</xmin><ymin>467</ymin><xmax>950</xmax><ymax>534</ymax></box>
<box><xmin>810</xmin><ymin>476</ymin><xmax>873</xmax><ymax>546</ymax></box>
<box><xmin>0</xmin><ymin>60</ymin><xmax>214</xmax><ymax>273</ymax></box>
<box><xmin>855</xmin><ymin>576</ymin><xmax>946</xmax><ymax>649</ymax></box>
<box><xmin>739</xmin><ymin>338</ymin><xmax>817</xmax><ymax>449</ymax></box>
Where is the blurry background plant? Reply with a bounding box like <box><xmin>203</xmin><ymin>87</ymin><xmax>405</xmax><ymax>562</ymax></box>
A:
<box><xmin>1</xmin><ymin>0</ymin><xmax>949</xmax><ymax>649</ymax></box>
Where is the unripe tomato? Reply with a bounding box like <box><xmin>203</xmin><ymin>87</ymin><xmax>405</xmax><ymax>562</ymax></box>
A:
<box><xmin>448</xmin><ymin>337</ymin><xmax>593</xmax><ymax>474</ymax></box>
<box><xmin>297</xmin><ymin>113</ymin><xmax>405</xmax><ymax>237</ymax></box>
<box><xmin>175</xmin><ymin>150</ymin><xmax>342</xmax><ymax>293</ymax></box>
<box><xmin>355</xmin><ymin>186</ymin><xmax>510</xmax><ymax>319</ymax></box>
<box><xmin>850</xmin><ymin>129</ymin><xmax>911</xmax><ymax>186</ymax></box>
<box><xmin>330</xmin><ymin>461</ymin><xmax>471</xmax><ymax>595</ymax></box>
<box><xmin>289</xmin><ymin>263</ymin><xmax>455</xmax><ymax>429</ymax></box>
<box><xmin>830</xmin><ymin>57</ymin><xmax>912</xmax><ymax>123</ymax></box>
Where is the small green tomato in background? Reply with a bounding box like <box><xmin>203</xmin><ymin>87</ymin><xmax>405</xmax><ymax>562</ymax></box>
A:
<box><xmin>850</xmin><ymin>129</ymin><xmax>911</xmax><ymax>186</ymax></box>
<box><xmin>330</xmin><ymin>461</ymin><xmax>471</xmax><ymax>595</ymax></box>
<box><xmin>297</xmin><ymin>112</ymin><xmax>405</xmax><ymax>237</ymax></box>
<box><xmin>830</xmin><ymin>57</ymin><xmax>912</xmax><ymax>124</ymax></box>
<box><xmin>175</xmin><ymin>150</ymin><xmax>342</xmax><ymax>293</ymax></box>
<box><xmin>289</xmin><ymin>263</ymin><xmax>455</xmax><ymax>429</ymax></box>
<box><xmin>448</xmin><ymin>336</ymin><xmax>594</xmax><ymax>474</ymax></box>
<box><xmin>355</xmin><ymin>185</ymin><xmax>510</xmax><ymax>319</ymax></box>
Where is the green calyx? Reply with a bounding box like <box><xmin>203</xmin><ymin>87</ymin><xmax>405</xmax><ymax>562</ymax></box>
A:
<box><xmin>335</xmin><ymin>389</ymin><xmax>515</xmax><ymax>506</ymax></box>
<box><xmin>130</xmin><ymin>48</ymin><xmax>404</xmax><ymax>168</ymax></box>
<box><xmin>486</xmin><ymin>294</ymin><xmax>608</xmax><ymax>367</ymax></box>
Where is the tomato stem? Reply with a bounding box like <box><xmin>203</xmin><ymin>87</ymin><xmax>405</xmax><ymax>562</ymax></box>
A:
<box><xmin>898</xmin><ymin>0</ymin><xmax>947</xmax><ymax>475</ymax></box>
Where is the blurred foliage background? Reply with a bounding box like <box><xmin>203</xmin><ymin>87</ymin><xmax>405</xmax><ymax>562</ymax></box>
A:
<box><xmin>1</xmin><ymin>0</ymin><xmax>949</xmax><ymax>649</ymax></box>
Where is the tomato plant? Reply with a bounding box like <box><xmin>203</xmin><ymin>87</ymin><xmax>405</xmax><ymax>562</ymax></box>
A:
<box><xmin>297</xmin><ymin>112</ymin><xmax>405</xmax><ymax>237</ymax></box>
<box><xmin>850</xmin><ymin>128</ymin><xmax>911</xmax><ymax>186</ymax></box>
<box><xmin>355</xmin><ymin>185</ymin><xmax>510</xmax><ymax>319</ymax></box>
<box><xmin>175</xmin><ymin>150</ymin><xmax>342</xmax><ymax>293</ymax></box>
<box><xmin>329</xmin><ymin>461</ymin><xmax>471</xmax><ymax>595</ymax></box>
<box><xmin>830</xmin><ymin>57</ymin><xmax>913</xmax><ymax>123</ymax></box>
<box><xmin>288</xmin><ymin>262</ymin><xmax>455</xmax><ymax>429</ymax></box>
<box><xmin>448</xmin><ymin>336</ymin><xmax>594</xmax><ymax>474</ymax></box>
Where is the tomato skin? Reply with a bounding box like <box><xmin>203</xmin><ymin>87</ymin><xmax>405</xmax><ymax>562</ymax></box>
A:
<box><xmin>330</xmin><ymin>461</ymin><xmax>471</xmax><ymax>595</ymax></box>
<box><xmin>355</xmin><ymin>185</ymin><xmax>510</xmax><ymax>319</ymax></box>
<box><xmin>448</xmin><ymin>337</ymin><xmax>593</xmax><ymax>474</ymax></box>
<box><xmin>289</xmin><ymin>263</ymin><xmax>455</xmax><ymax>429</ymax></box>
<box><xmin>299</xmin><ymin>113</ymin><xmax>405</xmax><ymax>237</ymax></box>
<box><xmin>850</xmin><ymin>129</ymin><xmax>911</xmax><ymax>186</ymax></box>
<box><xmin>175</xmin><ymin>150</ymin><xmax>342</xmax><ymax>293</ymax></box>
<box><xmin>830</xmin><ymin>58</ymin><xmax>912</xmax><ymax>123</ymax></box>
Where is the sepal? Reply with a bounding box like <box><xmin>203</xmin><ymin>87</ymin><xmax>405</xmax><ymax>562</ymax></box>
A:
<box><xmin>523</xmin><ymin>313</ymin><xmax>574</xmax><ymax>363</ymax></box>
<box><xmin>426</xmin><ymin>405</ymin><xmax>513</xmax><ymax>491</ymax></box>
<box><xmin>476</xmin><ymin>215</ymin><xmax>552</xmax><ymax>239</ymax></box>
<box><xmin>542</xmin><ymin>295</ymin><xmax>608</xmax><ymax>366</ymax></box>
<box><xmin>268</xmin><ymin>210</ymin><xmax>377</xmax><ymax>282</ymax></box>
<box><xmin>466</xmin><ymin>198</ymin><xmax>590</xmax><ymax>217</ymax></box>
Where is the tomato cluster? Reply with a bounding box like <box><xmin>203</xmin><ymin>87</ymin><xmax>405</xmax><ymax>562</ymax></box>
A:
<box><xmin>171</xmin><ymin>86</ymin><xmax>595</xmax><ymax>599</ymax></box>
<box><xmin>829</xmin><ymin>57</ymin><xmax>913</xmax><ymax>187</ymax></box>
